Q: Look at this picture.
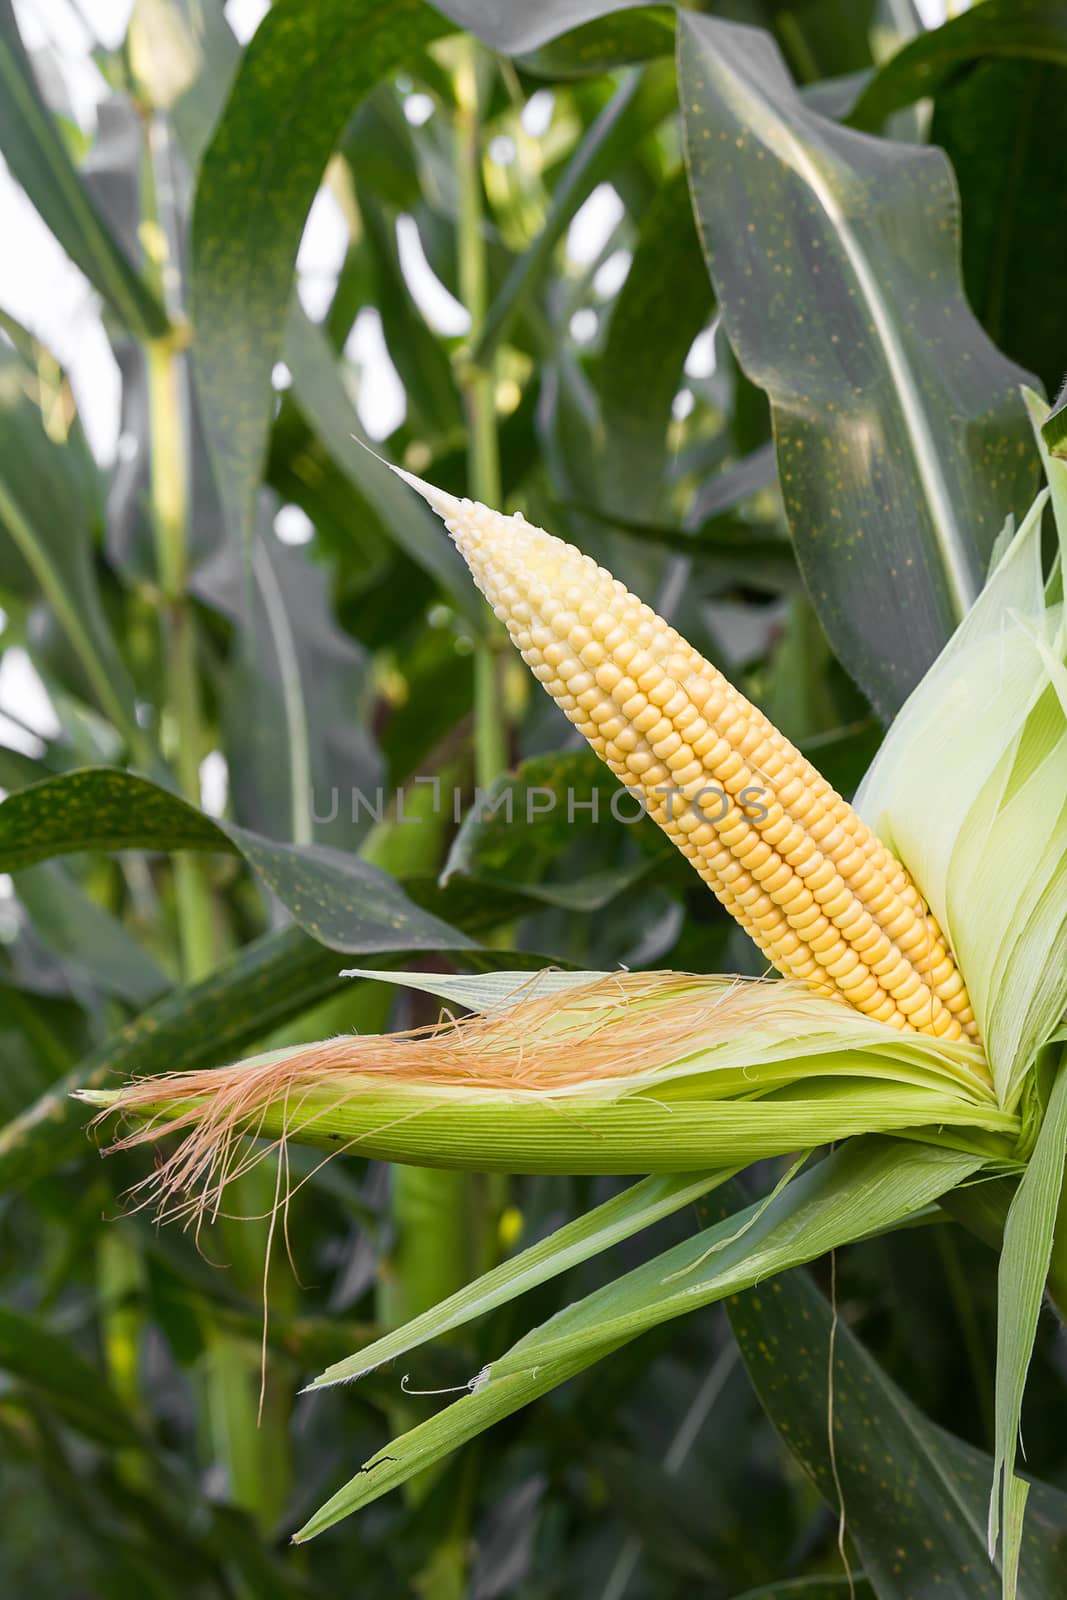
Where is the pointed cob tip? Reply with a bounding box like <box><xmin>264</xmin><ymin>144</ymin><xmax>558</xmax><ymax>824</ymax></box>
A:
<box><xmin>386</xmin><ymin>459</ymin><xmax>468</xmax><ymax>526</ymax></box>
<box><xmin>350</xmin><ymin>432</ymin><xmax>471</xmax><ymax>527</ymax></box>
<box><xmin>71</xmin><ymin>1088</ymin><xmax>121</xmax><ymax>1108</ymax></box>
<box><xmin>380</xmin><ymin>450</ymin><xmax>540</xmax><ymax>584</ymax></box>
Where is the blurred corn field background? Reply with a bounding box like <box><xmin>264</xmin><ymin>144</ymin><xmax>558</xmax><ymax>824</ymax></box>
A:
<box><xmin>2</xmin><ymin>0</ymin><xmax>1067</xmax><ymax>1595</ymax></box>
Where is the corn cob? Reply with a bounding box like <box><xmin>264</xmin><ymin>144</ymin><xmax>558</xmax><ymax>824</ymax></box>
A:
<box><xmin>399</xmin><ymin>469</ymin><xmax>978</xmax><ymax>1044</ymax></box>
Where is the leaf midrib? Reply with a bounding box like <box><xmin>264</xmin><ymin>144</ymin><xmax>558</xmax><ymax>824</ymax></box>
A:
<box><xmin>687</xmin><ymin>19</ymin><xmax>978</xmax><ymax>624</ymax></box>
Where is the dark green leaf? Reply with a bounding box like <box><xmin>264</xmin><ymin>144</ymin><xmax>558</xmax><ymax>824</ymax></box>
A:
<box><xmin>0</xmin><ymin>1303</ymin><xmax>142</xmax><ymax>1448</ymax></box>
<box><xmin>473</xmin><ymin>63</ymin><xmax>677</xmax><ymax>365</ymax></box>
<box><xmin>193</xmin><ymin>527</ymin><xmax>384</xmax><ymax>850</ymax></box>
<box><xmin>13</xmin><ymin>862</ymin><xmax>168</xmax><ymax>1007</ymax></box>
<box><xmin>282</xmin><ymin>309</ymin><xmax>481</xmax><ymax>621</ymax></box>
<box><xmin>359</xmin><ymin>194</ymin><xmax>463</xmax><ymax>439</ymax></box>
<box><xmin>850</xmin><ymin>0</ymin><xmax>1067</xmax><ymax>130</ymax></box>
<box><xmin>1044</xmin><ymin>391</ymin><xmax>1067</xmax><ymax>460</ymax></box>
<box><xmin>0</xmin><ymin>977</ymin><xmax>89</xmax><ymax>1117</ymax></box>
<box><xmin>0</xmin><ymin>768</ymin><xmax>472</xmax><ymax>954</ymax></box>
<box><xmin>932</xmin><ymin>58</ymin><xmax>1067</xmax><ymax>402</ymax></box>
<box><xmin>190</xmin><ymin>0</ymin><xmax>449</xmax><ymax>549</ymax></box>
<box><xmin>340</xmin><ymin>89</ymin><xmax>423</xmax><ymax>214</ymax></box>
<box><xmin>296</xmin><ymin>1140</ymin><xmax>981</xmax><ymax>1536</ymax></box>
<box><xmin>598</xmin><ymin>169</ymin><xmax>712</xmax><ymax>516</ymax></box>
<box><xmin>0</xmin><ymin>927</ymin><xmax>335</xmax><ymax>1191</ymax></box>
<box><xmin>434</xmin><ymin>0</ymin><xmax>661</xmax><ymax>55</ymax></box>
<box><xmin>772</xmin><ymin>0</ymin><xmax>879</xmax><ymax>81</ymax></box>
<box><xmin>729</xmin><ymin>1581</ymin><xmax>873</xmax><ymax>1600</ymax></box>
<box><xmin>991</xmin><ymin>1060</ymin><xmax>1067</xmax><ymax>1583</ymax></box>
<box><xmin>687</xmin><ymin>443</ymin><xmax>777</xmax><ymax>525</ymax></box>
<box><xmin>0</xmin><ymin>747</ymin><xmax>54</xmax><ymax>791</ymax></box>
<box><xmin>678</xmin><ymin>14</ymin><xmax>1036</xmax><ymax>718</ymax></box>
<box><xmin>442</xmin><ymin>748</ymin><xmax>676</xmax><ymax>911</ymax></box>
<box><xmin>729</xmin><ymin>1260</ymin><xmax>1067</xmax><ymax>1597</ymax></box>
<box><xmin>565</xmin><ymin>504</ymin><xmax>799</xmax><ymax>591</ymax></box>
<box><xmin>518</xmin><ymin>7</ymin><xmax>675</xmax><ymax>78</ymax></box>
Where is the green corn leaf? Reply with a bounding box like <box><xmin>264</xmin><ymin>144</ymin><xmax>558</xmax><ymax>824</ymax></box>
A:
<box><xmin>143</xmin><ymin>0</ymin><xmax>479</xmax><ymax>615</ymax></box>
<box><xmin>0</xmin><ymin>0</ymin><xmax>168</xmax><ymax>338</ymax></box>
<box><xmin>189</xmin><ymin>0</ymin><xmax>448</xmax><ymax>551</ymax></box>
<box><xmin>472</xmin><ymin>63</ymin><xmax>677</xmax><ymax>366</ymax></box>
<box><xmin>0</xmin><ymin>354</ymin><xmax>143</xmax><ymax>755</ymax></box>
<box><xmin>517</xmin><ymin>8</ymin><xmax>675</xmax><ymax>79</ymax></box>
<box><xmin>357</xmin><ymin>191</ymin><xmax>463</xmax><ymax>439</ymax></box>
<box><xmin>192</xmin><ymin>526</ymin><xmax>384</xmax><ymax>850</ymax></box>
<box><xmin>930</xmin><ymin>51</ymin><xmax>1067</xmax><ymax>398</ymax></box>
<box><xmin>677</xmin><ymin>13</ymin><xmax>1036</xmax><ymax>719</ymax></box>
<box><xmin>850</xmin><ymin>0</ymin><xmax>1067</xmax><ymax>130</ymax></box>
<box><xmin>282</xmin><ymin>310</ymin><xmax>481</xmax><ymax>622</ymax></box>
<box><xmin>0</xmin><ymin>1302</ymin><xmax>144</xmax><ymax>1449</ymax></box>
<box><xmin>432</xmin><ymin>0</ymin><xmax>658</xmax><ymax>56</ymax></box>
<box><xmin>1022</xmin><ymin>389</ymin><xmax>1067</xmax><ymax>570</ymax></box>
<box><xmin>990</xmin><ymin>1056</ymin><xmax>1067</xmax><ymax>1596</ymax></box>
<box><xmin>567</xmin><ymin>504</ymin><xmax>798</xmax><ymax>589</ymax></box>
<box><xmin>1044</xmin><ymin>389</ymin><xmax>1067</xmax><ymax>461</ymax></box>
<box><xmin>0</xmin><ymin>926</ymin><xmax>340</xmax><ymax>1191</ymax></box>
<box><xmin>598</xmin><ymin>168</ymin><xmax>712</xmax><ymax>518</ymax></box>
<box><xmin>13</xmin><ymin>862</ymin><xmax>168</xmax><ymax>1008</ymax></box>
<box><xmin>441</xmin><ymin>748</ymin><xmax>676</xmax><ymax>912</ymax></box>
<box><xmin>336</xmin><ymin>965</ymin><xmax>614</xmax><ymax>1014</ymax></box>
<box><xmin>0</xmin><ymin>768</ymin><xmax>472</xmax><ymax>956</ymax></box>
<box><xmin>294</xmin><ymin>1138</ymin><xmax>982</xmax><ymax>1538</ymax></box>
<box><xmin>729</xmin><ymin>1583</ymin><xmax>873</xmax><ymax>1600</ymax></box>
<box><xmin>307</xmin><ymin>1169</ymin><xmax>738</xmax><ymax>1391</ymax></box>
<box><xmin>730</xmin><ymin>1252</ymin><xmax>1067</xmax><ymax>1598</ymax></box>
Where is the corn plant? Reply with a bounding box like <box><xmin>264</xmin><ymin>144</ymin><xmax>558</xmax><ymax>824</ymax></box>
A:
<box><xmin>3</xmin><ymin>1</ymin><xmax>1067</xmax><ymax>1598</ymax></box>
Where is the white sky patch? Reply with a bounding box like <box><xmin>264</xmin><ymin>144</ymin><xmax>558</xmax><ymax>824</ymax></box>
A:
<box><xmin>271</xmin><ymin>361</ymin><xmax>292</xmax><ymax>391</ymax></box>
<box><xmin>593</xmin><ymin>248</ymin><xmax>631</xmax><ymax>300</ymax></box>
<box><xmin>912</xmin><ymin>0</ymin><xmax>952</xmax><ymax>23</ymax></box>
<box><xmin>0</xmin><ymin>714</ymin><xmax>43</xmax><ymax>758</ymax></box>
<box><xmin>569</xmin><ymin>308</ymin><xmax>598</xmax><ymax>345</ymax></box>
<box><xmin>488</xmin><ymin>135</ymin><xmax>516</xmax><ymax>167</ymax></box>
<box><xmin>345</xmin><ymin>308</ymin><xmax>405</xmax><ymax>440</ymax></box>
<box><xmin>14</xmin><ymin>0</ymin><xmax>88</xmax><ymax>52</ymax></box>
<box><xmin>274</xmin><ymin>503</ymin><xmax>314</xmax><ymax>546</ymax></box>
<box><xmin>225</xmin><ymin>0</ymin><xmax>270</xmax><ymax>45</ymax></box>
<box><xmin>403</xmin><ymin>92</ymin><xmax>434</xmax><ymax>127</ymax></box>
<box><xmin>13</xmin><ymin>0</ymin><xmax>113</xmax><ymax>127</ymax></box>
<box><xmin>199</xmin><ymin>750</ymin><xmax>229</xmax><ymax>818</ymax></box>
<box><xmin>78</xmin><ymin>0</ymin><xmax>134</xmax><ymax>50</ymax></box>
<box><xmin>672</xmin><ymin>389</ymin><xmax>695</xmax><ymax>422</ymax></box>
<box><xmin>567</xmin><ymin>183</ymin><xmax>624</xmax><ymax>269</ymax></box>
<box><xmin>0</xmin><ymin>648</ymin><xmax>61</xmax><ymax>741</ymax></box>
<box><xmin>296</xmin><ymin>185</ymin><xmax>350</xmax><ymax>321</ymax></box>
<box><xmin>522</xmin><ymin>90</ymin><xmax>555</xmax><ymax>139</ymax></box>
<box><xmin>685</xmin><ymin>323</ymin><xmax>718</xmax><ymax>380</ymax></box>
<box><xmin>396</xmin><ymin>215</ymin><xmax>471</xmax><ymax>337</ymax></box>
<box><xmin>0</xmin><ymin>159</ymin><xmax>122</xmax><ymax>463</ymax></box>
